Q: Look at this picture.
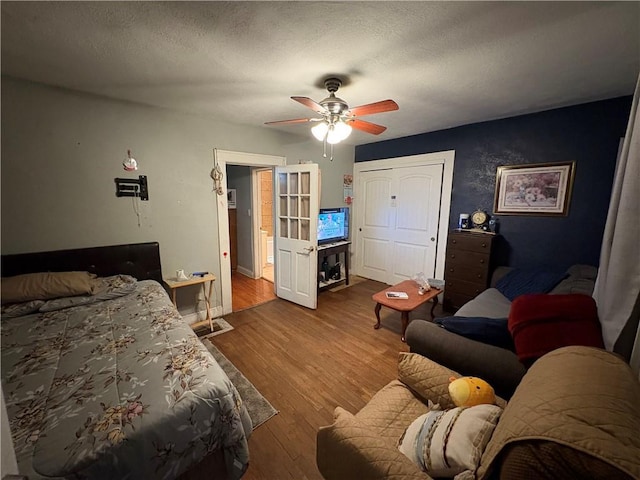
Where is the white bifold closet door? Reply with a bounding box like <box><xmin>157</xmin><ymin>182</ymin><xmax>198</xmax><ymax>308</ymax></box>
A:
<box><xmin>356</xmin><ymin>164</ymin><xmax>444</xmax><ymax>285</ymax></box>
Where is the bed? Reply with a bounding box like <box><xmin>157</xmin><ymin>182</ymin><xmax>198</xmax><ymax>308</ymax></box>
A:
<box><xmin>1</xmin><ymin>242</ymin><xmax>251</xmax><ymax>480</ymax></box>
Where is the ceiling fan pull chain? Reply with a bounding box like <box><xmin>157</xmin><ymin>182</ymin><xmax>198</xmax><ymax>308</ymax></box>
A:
<box><xmin>322</xmin><ymin>138</ymin><xmax>327</xmax><ymax>158</ymax></box>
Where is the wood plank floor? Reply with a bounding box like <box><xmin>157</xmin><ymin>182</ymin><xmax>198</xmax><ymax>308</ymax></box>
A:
<box><xmin>211</xmin><ymin>278</ymin><xmax>444</xmax><ymax>479</ymax></box>
<box><xmin>231</xmin><ymin>272</ymin><xmax>277</xmax><ymax>312</ymax></box>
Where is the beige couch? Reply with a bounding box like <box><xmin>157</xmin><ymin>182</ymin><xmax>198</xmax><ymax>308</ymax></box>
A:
<box><xmin>317</xmin><ymin>346</ymin><xmax>640</xmax><ymax>480</ymax></box>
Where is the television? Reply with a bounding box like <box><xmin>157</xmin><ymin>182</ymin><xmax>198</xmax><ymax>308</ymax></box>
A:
<box><xmin>317</xmin><ymin>207</ymin><xmax>349</xmax><ymax>245</ymax></box>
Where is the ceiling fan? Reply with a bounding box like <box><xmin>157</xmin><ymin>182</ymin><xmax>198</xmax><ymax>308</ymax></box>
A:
<box><xmin>265</xmin><ymin>77</ymin><xmax>399</xmax><ymax>158</ymax></box>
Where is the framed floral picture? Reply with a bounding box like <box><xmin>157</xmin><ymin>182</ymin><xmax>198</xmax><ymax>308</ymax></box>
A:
<box><xmin>493</xmin><ymin>161</ymin><xmax>576</xmax><ymax>216</ymax></box>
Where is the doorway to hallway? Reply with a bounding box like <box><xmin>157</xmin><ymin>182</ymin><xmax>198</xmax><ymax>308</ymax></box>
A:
<box><xmin>256</xmin><ymin>168</ymin><xmax>274</xmax><ymax>283</ymax></box>
<box><xmin>217</xmin><ymin>150</ymin><xmax>284</xmax><ymax>314</ymax></box>
<box><xmin>226</xmin><ymin>164</ymin><xmax>277</xmax><ymax>311</ymax></box>
<box><xmin>231</xmin><ymin>272</ymin><xmax>276</xmax><ymax>311</ymax></box>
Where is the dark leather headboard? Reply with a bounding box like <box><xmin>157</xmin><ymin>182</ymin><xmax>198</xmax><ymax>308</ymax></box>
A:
<box><xmin>1</xmin><ymin>242</ymin><xmax>163</xmax><ymax>284</ymax></box>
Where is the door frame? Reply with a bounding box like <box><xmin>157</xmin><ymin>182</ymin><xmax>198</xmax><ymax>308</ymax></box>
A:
<box><xmin>352</xmin><ymin>150</ymin><xmax>455</xmax><ymax>283</ymax></box>
<box><xmin>252</xmin><ymin>167</ymin><xmax>274</xmax><ymax>279</ymax></box>
<box><xmin>214</xmin><ymin>149</ymin><xmax>286</xmax><ymax>315</ymax></box>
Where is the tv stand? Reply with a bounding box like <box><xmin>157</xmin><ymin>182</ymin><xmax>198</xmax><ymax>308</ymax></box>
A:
<box><xmin>317</xmin><ymin>241</ymin><xmax>350</xmax><ymax>292</ymax></box>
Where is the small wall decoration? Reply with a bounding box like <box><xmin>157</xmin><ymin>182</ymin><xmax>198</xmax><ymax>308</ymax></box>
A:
<box><xmin>123</xmin><ymin>149</ymin><xmax>138</xmax><ymax>171</ymax></box>
<box><xmin>343</xmin><ymin>174</ymin><xmax>353</xmax><ymax>204</ymax></box>
<box><xmin>494</xmin><ymin>162</ymin><xmax>575</xmax><ymax>216</ymax></box>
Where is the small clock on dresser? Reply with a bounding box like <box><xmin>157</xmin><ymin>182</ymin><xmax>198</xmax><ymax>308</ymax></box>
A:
<box><xmin>471</xmin><ymin>210</ymin><xmax>490</xmax><ymax>231</ymax></box>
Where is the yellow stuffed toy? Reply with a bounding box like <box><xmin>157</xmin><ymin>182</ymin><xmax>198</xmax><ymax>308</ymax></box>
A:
<box><xmin>448</xmin><ymin>376</ymin><xmax>496</xmax><ymax>407</ymax></box>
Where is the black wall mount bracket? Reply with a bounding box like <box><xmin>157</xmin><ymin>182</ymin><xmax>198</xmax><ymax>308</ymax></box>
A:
<box><xmin>115</xmin><ymin>175</ymin><xmax>149</xmax><ymax>201</ymax></box>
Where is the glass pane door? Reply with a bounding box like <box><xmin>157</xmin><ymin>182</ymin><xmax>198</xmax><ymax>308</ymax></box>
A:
<box><xmin>278</xmin><ymin>170</ymin><xmax>311</xmax><ymax>241</ymax></box>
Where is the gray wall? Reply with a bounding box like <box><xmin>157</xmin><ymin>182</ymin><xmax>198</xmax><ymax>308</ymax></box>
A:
<box><xmin>1</xmin><ymin>77</ymin><xmax>355</xmax><ymax>310</ymax></box>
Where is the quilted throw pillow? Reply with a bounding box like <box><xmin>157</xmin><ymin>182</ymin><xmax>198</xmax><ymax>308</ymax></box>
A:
<box><xmin>398</xmin><ymin>404</ymin><xmax>502</xmax><ymax>479</ymax></box>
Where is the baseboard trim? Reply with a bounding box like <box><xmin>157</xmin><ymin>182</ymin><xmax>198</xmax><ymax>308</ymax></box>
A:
<box><xmin>236</xmin><ymin>265</ymin><xmax>255</xmax><ymax>278</ymax></box>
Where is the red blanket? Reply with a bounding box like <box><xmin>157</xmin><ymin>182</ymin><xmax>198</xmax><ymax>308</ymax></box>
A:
<box><xmin>508</xmin><ymin>294</ymin><xmax>604</xmax><ymax>365</ymax></box>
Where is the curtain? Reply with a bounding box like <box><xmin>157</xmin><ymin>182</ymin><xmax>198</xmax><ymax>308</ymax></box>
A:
<box><xmin>593</xmin><ymin>74</ymin><xmax>640</xmax><ymax>376</ymax></box>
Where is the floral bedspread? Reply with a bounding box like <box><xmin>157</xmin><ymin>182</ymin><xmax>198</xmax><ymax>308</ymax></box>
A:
<box><xmin>1</xmin><ymin>280</ymin><xmax>250</xmax><ymax>479</ymax></box>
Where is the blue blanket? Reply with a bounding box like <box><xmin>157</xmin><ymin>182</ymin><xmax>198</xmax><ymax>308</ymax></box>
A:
<box><xmin>495</xmin><ymin>268</ymin><xmax>567</xmax><ymax>301</ymax></box>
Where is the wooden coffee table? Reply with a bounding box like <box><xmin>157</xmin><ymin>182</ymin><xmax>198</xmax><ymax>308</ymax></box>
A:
<box><xmin>372</xmin><ymin>279</ymin><xmax>442</xmax><ymax>342</ymax></box>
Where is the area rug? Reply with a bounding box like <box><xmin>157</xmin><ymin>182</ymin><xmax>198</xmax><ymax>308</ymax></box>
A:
<box><xmin>329</xmin><ymin>275</ymin><xmax>368</xmax><ymax>292</ymax></box>
<box><xmin>202</xmin><ymin>338</ymin><xmax>278</xmax><ymax>429</ymax></box>
<box><xmin>193</xmin><ymin>317</ymin><xmax>234</xmax><ymax>339</ymax></box>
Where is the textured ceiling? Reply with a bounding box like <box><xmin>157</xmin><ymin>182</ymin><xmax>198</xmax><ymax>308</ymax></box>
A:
<box><xmin>1</xmin><ymin>1</ymin><xmax>639</xmax><ymax>145</ymax></box>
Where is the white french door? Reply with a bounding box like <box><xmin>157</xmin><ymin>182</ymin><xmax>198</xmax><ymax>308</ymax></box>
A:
<box><xmin>274</xmin><ymin>163</ymin><xmax>319</xmax><ymax>309</ymax></box>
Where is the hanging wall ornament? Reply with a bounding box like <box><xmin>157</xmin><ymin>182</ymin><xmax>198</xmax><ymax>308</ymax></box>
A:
<box><xmin>123</xmin><ymin>150</ymin><xmax>138</xmax><ymax>171</ymax></box>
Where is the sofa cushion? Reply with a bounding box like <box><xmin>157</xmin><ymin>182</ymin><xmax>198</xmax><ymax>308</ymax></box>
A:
<box><xmin>455</xmin><ymin>288</ymin><xmax>512</xmax><ymax>319</ymax></box>
<box><xmin>565</xmin><ymin>264</ymin><xmax>598</xmax><ymax>280</ymax></box>
<box><xmin>396</xmin><ymin>353</ymin><xmax>460</xmax><ymax>411</ymax></box>
<box><xmin>435</xmin><ymin>316</ymin><xmax>514</xmax><ymax>351</ymax></box>
<box><xmin>398</xmin><ymin>404</ymin><xmax>502</xmax><ymax>478</ymax></box>
<box><xmin>317</xmin><ymin>406</ymin><xmax>431</xmax><ymax>480</ymax></box>
<box><xmin>507</xmin><ymin>294</ymin><xmax>604</xmax><ymax>364</ymax></box>
<box><xmin>477</xmin><ymin>346</ymin><xmax>640</xmax><ymax>480</ymax></box>
<box><xmin>495</xmin><ymin>268</ymin><xmax>567</xmax><ymax>301</ymax></box>
<box><xmin>499</xmin><ymin>441</ymin><xmax>635</xmax><ymax>480</ymax></box>
<box><xmin>355</xmin><ymin>379</ymin><xmax>434</xmax><ymax>441</ymax></box>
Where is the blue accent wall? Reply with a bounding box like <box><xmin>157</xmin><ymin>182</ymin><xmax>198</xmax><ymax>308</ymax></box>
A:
<box><xmin>355</xmin><ymin>97</ymin><xmax>632</xmax><ymax>270</ymax></box>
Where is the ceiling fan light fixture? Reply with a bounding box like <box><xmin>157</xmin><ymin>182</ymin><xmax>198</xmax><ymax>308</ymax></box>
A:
<box><xmin>311</xmin><ymin>121</ymin><xmax>329</xmax><ymax>141</ymax></box>
<box><xmin>327</xmin><ymin>121</ymin><xmax>352</xmax><ymax>144</ymax></box>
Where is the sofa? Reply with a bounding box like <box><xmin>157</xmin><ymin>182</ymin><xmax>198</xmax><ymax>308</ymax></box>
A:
<box><xmin>316</xmin><ymin>346</ymin><xmax>640</xmax><ymax>480</ymax></box>
<box><xmin>405</xmin><ymin>264</ymin><xmax>599</xmax><ymax>399</ymax></box>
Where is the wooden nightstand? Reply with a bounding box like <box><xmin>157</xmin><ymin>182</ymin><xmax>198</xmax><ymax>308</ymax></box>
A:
<box><xmin>164</xmin><ymin>273</ymin><xmax>216</xmax><ymax>332</ymax></box>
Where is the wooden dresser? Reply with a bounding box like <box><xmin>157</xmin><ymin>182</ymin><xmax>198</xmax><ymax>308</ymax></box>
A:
<box><xmin>443</xmin><ymin>230</ymin><xmax>497</xmax><ymax>313</ymax></box>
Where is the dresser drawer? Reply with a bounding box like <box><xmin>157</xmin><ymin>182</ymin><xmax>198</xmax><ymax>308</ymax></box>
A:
<box><xmin>445</xmin><ymin>278</ymin><xmax>486</xmax><ymax>298</ymax></box>
<box><xmin>446</xmin><ymin>250</ymin><xmax>491</xmax><ymax>270</ymax></box>
<box><xmin>447</xmin><ymin>233</ymin><xmax>493</xmax><ymax>254</ymax></box>
<box><xmin>445</xmin><ymin>264</ymin><xmax>489</xmax><ymax>284</ymax></box>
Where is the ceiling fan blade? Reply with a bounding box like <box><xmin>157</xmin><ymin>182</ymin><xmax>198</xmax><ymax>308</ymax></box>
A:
<box><xmin>264</xmin><ymin>117</ymin><xmax>315</xmax><ymax>126</ymax></box>
<box><xmin>348</xmin><ymin>119</ymin><xmax>387</xmax><ymax>135</ymax></box>
<box><xmin>346</xmin><ymin>99</ymin><xmax>399</xmax><ymax>117</ymax></box>
<box><xmin>292</xmin><ymin>96</ymin><xmax>327</xmax><ymax>114</ymax></box>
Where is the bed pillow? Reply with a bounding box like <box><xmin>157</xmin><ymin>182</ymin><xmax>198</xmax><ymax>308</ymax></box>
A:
<box><xmin>91</xmin><ymin>274</ymin><xmax>137</xmax><ymax>298</ymax></box>
<box><xmin>495</xmin><ymin>268</ymin><xmax>567</xmax><ymax>301</ymax></box>
<box><xmin>398</xmin><ymin>404</ymin><xmax>502</xmax><ymax>478</ymax></box>
<box><xmin>435</xmin><ymin>316</ymin><xmax>514</xmax><ymax>351</ymax></box>
<box><xmin>39</xmin><ymin>275</ymin><xmax>137</xmax><ymax>312</ymax></box>
<box><xmin>0</xmin><ymin>299</ymin><xmax>46</xmax><ymax>318</ymax></box>
<box><xmin>1</xmin><ymin>271</ymin><xmax>98</xmax><ymax>304</ymax></box>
